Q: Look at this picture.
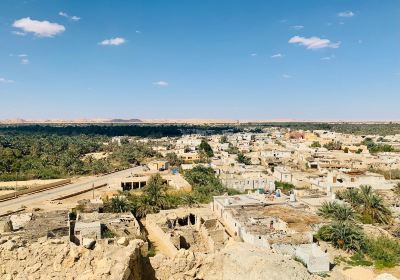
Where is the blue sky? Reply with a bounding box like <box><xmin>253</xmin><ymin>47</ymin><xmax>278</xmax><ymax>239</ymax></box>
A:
<box><xmin>0</xmin><ymin>0</ymin><xmax>399</xmax><ymax>121</ymax></box>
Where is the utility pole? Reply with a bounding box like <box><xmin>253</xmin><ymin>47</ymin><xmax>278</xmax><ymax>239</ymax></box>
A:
<box><xmin>15</xmin><ymin>171</ymin><xmax>18</xmax><ymax>198</ymax></box>
<box><xmin>92</xmin><ymin>183</ymin><xmax>95</xmax><ymax>199</ymax></box>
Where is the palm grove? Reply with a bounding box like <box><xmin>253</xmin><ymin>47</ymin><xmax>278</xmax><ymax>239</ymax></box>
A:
<box><xmin>316</xmin><ymin>185</ymin><xmax>400</xmax><ymax>268</ymax></box>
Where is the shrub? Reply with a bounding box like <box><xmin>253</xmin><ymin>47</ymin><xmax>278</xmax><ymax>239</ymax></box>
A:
<box><xmin>365</xmin><ymin>237</ymin><xmax>400</xmax><ymax>268</ymax></box>
<box><xmin>274</xmin><ymin>181</ymin><xmax>295</xmax><ymax>194</ymax></box>
<box><xmin>316</xmin><ymin>222</ymin><xmax>365</xmax><ymax>252</ymax></box>
<box><xmin>310</xmin><ymin>141</ymin><xmax>321</xmax><ymax>148</ymax></box>
<box><xmin>318</xmin><ymin>201</ymin><xmax>356</xmax><ymax>222</ymax></box>
<box><xmin>237</xmin><ymin>152</ymin><xmax>251</xmax><ymax>165</ymax></box>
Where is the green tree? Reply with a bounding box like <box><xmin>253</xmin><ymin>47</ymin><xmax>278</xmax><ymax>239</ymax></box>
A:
<box><xmin>165</xmin><ymin>152</ymin><xmax>183</xmax><ymax>167</ymax></box>
<box><xmin>274</xmin><ymin>181</ymin><xmax>295</xmax><ymax>194</ymax></box>
<box><xmin>337</xmin><ymin>185</ymin><xmax>391</xmax><ymax>224</ymax></box>
<box><xmin>184</xmin><ymin>166</ymin><xmax>227</xmax><ymax>203</ymax></box>
<box><xmin>143</xmin><ymin>174</ymin><xmax>169</xmax><ymax>210</ymax></box>
<box><xmin>316</xmin><ymin>222</ymin><xmax>365</xmax><ymax>252</ymax></box>
<box><xmin>237</xmin><ymin>152</ymin><xmax>251</xmax><ymax>165</ymax></box>
<box><xmin>318</xmin><ymin>201</ymin><xmax>356</xmax><ymax>222</ymax></box>
<box><xmin>105</xmin><ymin>196</ymin><xmax>131</xmax><ymax>213</ymax></box>
<box><xmin>310</xmin><ymin>141</ymin><xmax>321</xmax><ymax>148</ymax></box>
<box><xmin>199</xmin><ymin>140</ymin><xmax>214</xmax><ymax>157</ymax></box>
<box><xmin>323</xmin><ymin>141</ymin><xmax>342</xmax><ymax>151</ymax></box>
<box><xmin>220</xmin><ymin>135</ymin><xmax>228</xmax><ymax>143</ymax></box>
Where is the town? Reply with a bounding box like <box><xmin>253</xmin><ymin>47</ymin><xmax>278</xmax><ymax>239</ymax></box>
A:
<box><xmin>1</xmin><ymin>123</ymin><xmax>400</xmax><ymax>280</ymax></box>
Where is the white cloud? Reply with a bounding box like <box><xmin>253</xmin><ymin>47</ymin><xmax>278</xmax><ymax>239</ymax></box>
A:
<box><xmin>0</xmin><ymin>77</ymin><xmax>14</xmax><ymax>83</ymax></box>
<box><xmin>321</xmin><ymin>55</ymin><xmax>335</xmax><ymax>61</ymax></box>
<box><xmin>18</xmin><ymin>54</ymin><xmax>28</xmax><ymax>57</ymax></box>
<box><xmin>250</xmin><ymin>53</ymin><xmax>257</xmax><ymax>57</ymax></box>
<box><xmin>338</xmin><ymin>11</ymin><xmax>354</xmax><ymax>17</ymax></box>
<box><xmin>282</xmin><ymin>74</ymin><xmax>291</xmax><ymax>79</ymax></box>
<box><xmin>21</xmin><ymin>58</ymin><xmax>29</xmax><ymax>65</ymax></box>
<box><xmin>13</xmin><ymin>17</ymin><xmax>65</xmax><ymax>37</ymax></box>
<box><xmin>12</xmin><ymin>31</ymin><xmax>26</xmax><ymax>36</ymax></box>
<box><xmin>271</xmin><ymin>53</ymin><xmax>284</xmax><ymax>58</ymax></box>
<box><xmin>59</xmin><ymin>12</ymin><xmax>80</xmax><ymax>21</ymax></box>
<box><xmin>135</xmin><ymin>30</ymin><xmax>141</xmax><ymax>34</ymax></box>
<box><xmin>290</xmin><ymin>25</ymin><xmax>304</xmax><ymax>30</ymax></box>
<box><xmin>153</xmin><ymin>81</ymin><xmax>169</xmax><ymax>87</ymax></box>
<box><xmin>289</xmin><ymin>36</ymin><xmax>340</xmax><ymax>49</ymax></box>
<box><xmin>99</xmin><ymin>37</ymin><xmax>126</xmax><ymax>46</ymax></box>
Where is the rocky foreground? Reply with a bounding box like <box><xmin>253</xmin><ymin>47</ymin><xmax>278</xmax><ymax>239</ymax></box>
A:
<box><xmin>150</xmin><ymin>241</ymin><xmax>346</xmax><ymax>280</ymax></box>
<box><xmin>0</xmin><ymin>236</ymin><xmax>144</xmax><ymax>280</ymax></box>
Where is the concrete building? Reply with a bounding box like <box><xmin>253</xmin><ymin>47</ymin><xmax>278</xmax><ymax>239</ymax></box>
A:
<box><xmin>273</xmin><ymin>166</ymin><xmax>294</xmax><ymax>183</ymax></box>
<box><xmin>325</xmin><ymin>170</ymin><xmax>395</xmax><ymax>192</ymax></box>
<box><xmin>147</xmin><ymin>160</ymin><xmax>170</xmax><ymax>171</ymax></box>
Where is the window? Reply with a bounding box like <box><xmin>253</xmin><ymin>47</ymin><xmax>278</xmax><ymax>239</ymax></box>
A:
<box><xmin>75</xmin><ymin>231</ymin><xmax>80</xmax><ymax>235</ymax></box>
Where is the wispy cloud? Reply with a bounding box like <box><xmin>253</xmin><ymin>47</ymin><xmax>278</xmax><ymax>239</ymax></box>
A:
<box><xmin>250</xmin><ymin>53</ymin><xmax>257</xmax><ymax>57</ymax></box>
<box><xmin>290</xmin><ymin>25</ymin><xmax>304</xmax><ymax>30</ymax></box>
<box><xmin>13</xmin><ymin>17</ymin><xmax>65</xmax><ymax>37</ymax></box>
<box><xmin>59</xmin><ymin>11</ymin><xmax>80</xmax><ymax>21</ymax></box>
<box><xmin>338</xmin><ymin>11</ymin><xmax>354</xmax><ymax>17</ymax></box>
<box><xmin>282</xmin><ymin>74</ymin><xmax>291</xmax><ymax>79</ymax></box>
<box><xmin>321</xmin><ymin>55</ymin><xmax>335</xmax><ymax>61</ymax></box>
<box><xmin>99</xmin><ymin>37</ymin><xmax>126</xmax><ymax>46</ymax></box>
<box><xmin>289</xmin><ymin>36</ymin><xmax>340</xmax><ymax>49</ymax></box>
<box><xmin>9</xmin><ymin>54</ymin><xmax>30</xmax><ymax>64</ymax></box>
<box><xmin>271</xmin><ymin>53</ymin><xmax>284</xmax><ymax>58</ymax></box>
<box><xmin>135</xmin><ymin>30</ymin><xmax>141</xmax><ymax>34</ymax></box>
<box><xmin>153</xmin><ymin>81</ymin><xmax>169</xmax><ymax>87</ymax></box>
<box><xmin>21</xmin><ymin>58</ymin><xmax>29</xmax><ymax>65</ymax></box>
<box><xmin>0</xmin><ymin>77</ymin><xmax>14</xmax><ymax>83</ymax></box>
<box><xmin>12</xmin><ymin>31</ymin><xmax>26</xmax><ymax>36</ymax></box>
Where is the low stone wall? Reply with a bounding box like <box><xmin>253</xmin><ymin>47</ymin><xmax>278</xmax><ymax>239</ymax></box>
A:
<box><xmin>145</xmin><ymin>218</ymin><xmax>178</xmax><ymax>257</ymax></box>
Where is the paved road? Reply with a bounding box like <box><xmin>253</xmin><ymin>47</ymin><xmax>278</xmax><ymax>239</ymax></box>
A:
<box><xmin>0</xmin><ymin>166</ymin><xmax>142</xmax><ymax>215</ymax></box>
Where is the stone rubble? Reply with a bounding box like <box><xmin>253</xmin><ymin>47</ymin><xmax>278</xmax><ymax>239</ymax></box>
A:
<box><xmin>0</xmin><ymin>236</ymin><xmax>144</xmax><ymax>280</ymax></box>
<box><xmin>150</xmin><ymin>241</ymin><xmax>344</xmax><ymax>280</ymax></box>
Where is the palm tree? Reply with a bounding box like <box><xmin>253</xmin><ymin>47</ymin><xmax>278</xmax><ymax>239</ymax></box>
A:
<box><xmin>106</xmin><ymin>196</ymin><xmax>131</xmax><ymax>213</ymax></box>
<box><xmin>318</xmin><ymin>201</ymin><xmax>356</xmax><ymax>221</ymax></box>
<box><xmin>134</xmin><ymin>196</ymin><xmax>159</xmax><ymax>218</ymax></box>
<box><xmin>144</xmin><ymin>174</ymin><xmax>169</xmax><ymax>209</ymax></box>
<box><xmin>181</xmin><ymin>193</ymin><xmax>199</xmax><ymax>208</ymax></box>
<box><xmin>318</xmin><ymin>201</ymin><xmax>339</xmax><ymax>218</ymax></box>
<box><xmin>317</xmin><ymin>222</ymin><xmax>365</xmax><ymax>252</ymax></box>
<box><xmin>367</xmin><ymin>194</ymin><xmax>391</xmax><ymax>224</ymax></box>
<box><xmin>342</xmin><ymin>188</ymin><xmax>362</xmax><ymax>207</ymax></box>
<box><xmin>357</xmin><ymin>185</ymin><xmax>391</xmax><ymax>224</ymax></box>
<box><xmin>328</xmin><ymin>222</ymin><xmax>365</xmax><ymax>251</ymax></box>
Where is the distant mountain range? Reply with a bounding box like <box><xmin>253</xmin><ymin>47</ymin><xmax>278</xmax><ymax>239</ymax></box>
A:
<box><xmin>0</xmin><ymin>118</ymin><xmax>398</xmax><ymax>124</ymax></box>
<box><xmin>0</xmin><ymin>118</ymin><xmax>143</xmax><ymax>124</ymax></box>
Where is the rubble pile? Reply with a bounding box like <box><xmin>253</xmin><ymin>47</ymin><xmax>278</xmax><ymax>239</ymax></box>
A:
<box><xmin>0</xmin><ymin>236</ymin><xmax>144</xmax><ymax>280</ymax></box>
<box><xmin>150</xmin><ymin>241</ymin><xmax>344</xmax><ymax>280</ymax></box>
